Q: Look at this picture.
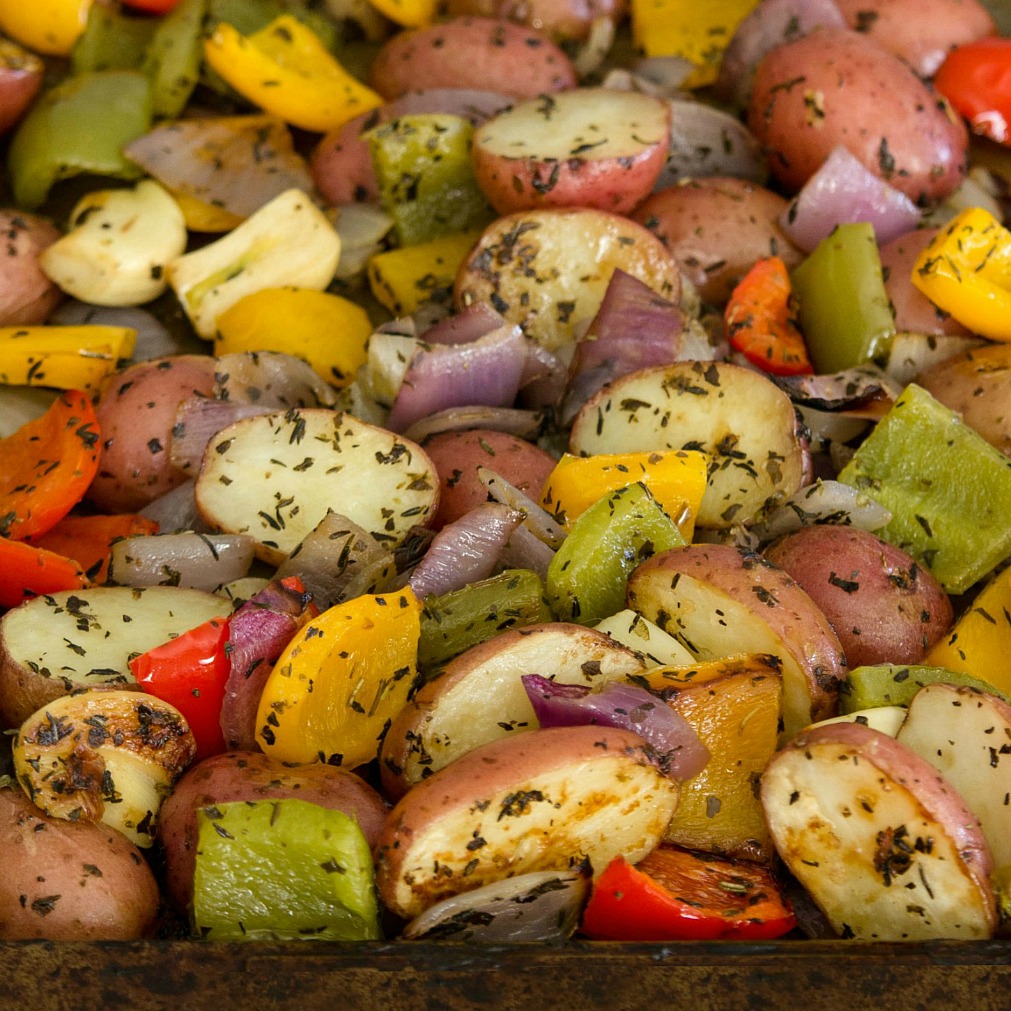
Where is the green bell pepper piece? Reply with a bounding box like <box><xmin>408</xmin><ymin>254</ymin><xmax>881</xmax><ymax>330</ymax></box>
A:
<box><xmin>840</xmin><ymin>663</ymin><xmax>1010</xmax><ymax>713</ymax></box>
<box><xmin>192</xmin><ymin>798</ymin><xmax>382</xmax><ymax>941</ymax></box>
<box><xmin>7</xmin><ymin>70</ymin><xmax>153</xmax><ymax>210</ymax></box>
<box><xmin>72</xmin><ymin>5</ymin><xmax>157</xmax><ymax>74</ymax></box>
<box><xmin>368</xmin><ymin>113</ymin><xmax>495</xmax><ymax>247</ymax></box>
<box><xmin>838</xmin><ymin>383</ymin><xmax>1011</xmax><ymax>594</ymax></box>
<box><xmin>418</xmin><ymin>568</ymin><xmax>552</xmax><ymax>670</ymax></box>
<box><xmin>142</xmin><ymin>0</ymin><xmax>207</xmax><ymax>118</ymax></box>
<box><xmin>547</xmin><ymin>482</ymin><xmax>686</xmax><ymax>626</ymax></box>
<box><xmin>791</xmin><ymin>222</ymin><xmax>895</xmax><ymax>373</ymax></box>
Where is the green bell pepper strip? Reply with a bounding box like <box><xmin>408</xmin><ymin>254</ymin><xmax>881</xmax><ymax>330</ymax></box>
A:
<box><xmin>71</xmin><ymin>4</ymin><xmax>156</xmax><ymax>74</ymax></box>
<box><xmin>7</xmin><ymin>70</ymin><xmax>153</xmax><ymax>210</ymax></box>
<box><xmin>791</xmin><ymin>222</ymin><xmax>895</xmax><ymax>374</ymax></box>
<box><xmin>142</xmin><ymin>0</ymin><xmax>206</xmax><ymax>118</ymax></box>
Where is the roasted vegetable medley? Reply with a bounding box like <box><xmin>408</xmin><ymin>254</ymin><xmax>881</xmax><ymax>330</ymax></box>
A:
<box><xmin>3</xmin><ymin>0</ymin><xmax>1011</xmax><ymax>946</ymax></box>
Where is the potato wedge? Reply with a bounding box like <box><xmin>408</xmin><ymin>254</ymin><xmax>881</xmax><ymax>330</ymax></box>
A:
<box><xmin>626</xmin><ymin>545</ymin><xmax>846</xmax><ymax>739</ymax></box>
<box><xmin>194</xmin><ymin>408</ymin><xmax>438</xmax><ymax>565</ymax></box>
<box><xmin>0</xmin><ymin>586</ymin><xmax>226</xmax><ymax>729</ymax></box>
<box><xmin>896</xmin><ymin>683</ymin><xmax>1011</xmax><ymax>868</ymax></box>
<box><xmin>454</xmin><ymin>207</ymin><xmax>680</xmax><ymax>351</ymax></box>
<box><xmin>13</xmin><ymin>689</ymin><xmax>196</xmax><ymax>848</ymax></box>
<box><xmin>380</xmin><ymin>622</ymin><xmax>648</xmax><ymax>797</ymax></box>
<box><xmin>761</xmin><ymin>721</ymin><xmax>997</xmax><ymax>940</ymax></box>
<box><xmin>375</xmin><ymin>725</ymin><xmax>679</xmax><ymax>918</ymax></box>
<box><xmin>569</xmin><ymin>361</ymin><xmax>809</xmax><ymax>528</ymax></box>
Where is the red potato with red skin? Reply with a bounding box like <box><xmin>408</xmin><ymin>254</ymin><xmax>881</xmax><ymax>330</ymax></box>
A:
<box><xmin>87</xmin><ymin>355</ymin><xmax>217</xmax><ymax>513</ymax></box>
<box><xmin>0</xmin><ymin>210</ymin><xmax>64</xmax><ymax>325</ymax></box>
<box><xmin>157</xmin><ymin>751</ymin><xmax>389</xmax><ymax>912</ymax></box>
<box><xmin>422</xmin><ymin>427</ymin><xmax>557</xmax><ymax>529</ymax></box>
<box><xmin>764</xmin><ymin>524</ymin><xmax>953</xmax><ymax>669</ymax></box>
<box><xmin>472</xmin><ymin>88</ymin><xmax>671</xmax><ymax>216</ymax></box>
<box><xmin>0</xmin><ymin>38</ymin><xmax>44</xmax><ymax>135</ymax></box>
<box><xmin>835</xmin><ymin>0</ymin><xmax>995</xmax><ymax>78</ymax></box>
<box><xmin>0</xmin><ymin>787</ymin><xmax>160</xmax><ymax>940</ymax></box>
<box><xmin>446</xmin><ymin>0</ymin><xmax>626</xmax><ymax>42</ymax></box>
<box><xmin>633</xmin><ymin>177</ymin><xmax>803</xmax><ymax>306</ymax></box>
<box><xmin>747</xmin><ymin>28</ymin><xmax>968</xmax><ymax>204</ymax></box>
<box><xmin>311</xmin><ymin>89</ymin><xmax>512</xmax><ymax>206</ymax></box>
<box><xmin>368</xmin><ymin>17</ymin><xmax>577</xmax><ymax>101</ymax></box>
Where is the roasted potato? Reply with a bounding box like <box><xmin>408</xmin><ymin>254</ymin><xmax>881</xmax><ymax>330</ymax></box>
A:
<box><xmin>0</xmin><ymin>209</ymin><xmax>63</xmax><ymax>326</ymax></box>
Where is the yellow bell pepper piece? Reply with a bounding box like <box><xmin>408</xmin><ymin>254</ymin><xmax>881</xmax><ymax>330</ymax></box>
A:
<box><xmin>0</xmin><ymin>325</ymin><xmax>136</xmax><ymax>390</ymax></box>
<box><xmin>539</xmin><ymin>450</ymin><xmax>708</xmax><ymax>540</ymax></box>
<box><xmin>255</xmin><ymin>590</ymin><xmax>421</xmax><ymax>767</ymax></box>
<box><xmin>631</xmin><ymin>0</ymin><xmax>758</xmax><ymax>87</ymax></box>
<box><xmin>367</xmin><ymin>229</ymin><xmax>482</xmax><ymax>316</ymax></box>
<box><xmin>923</xmin><ymin>566</ymin><xmax>1011</xmax><ymax>699</ymax></box>
<box><xmin>0</xmin><ymin>0</ymin><xmax>93</xmax><ymax>56</ymax></box>
<box><xmin>365</xmin><ymin>0</ymin><xmax>436</xmax><ymax>28</ymax></box>
<box><xmin>169</xmin><ymin>188</ymin><xmax>246</xmax><ymax>233</ymax></box>
<box><xmin>912</xmin><ymin>206</ymin><xmax>1011</xmax><ymax>342</ymax></box>
<box><xmin>203</xmin><ymin>15</ymin><xmax>382</xmax><ymax>133</ymax></box>
<box><xmin>215</xmin><ymin>287</ymin><xmax>373</xmax><ymax>388</ymax></box>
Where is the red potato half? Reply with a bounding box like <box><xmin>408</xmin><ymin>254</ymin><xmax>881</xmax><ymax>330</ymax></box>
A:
<box><xmin>157</xmin><ymin>751</ymin><xmax>389</xmax><ymax>911</ymax></box>
<box><xmin>747</xmin><ymin>28</ymin><xmax>968</xmax><ymax>204</ymax></box>
<box><xmin>896</xmin><ymin>683</ymin><xmax>1011</xmax><ymax>869</ymax></box>
<box><xmin>0</xmin><ymin>209</ymin><xmax>64</xmax><ymax>326</ymax></box>
<box><xmin>0</xmin><ymin>788</ymin><xmax>160</xmax><ymax>941</ymax></box>
<box><xmin>446</xmin><ymin>0</ymin><xmax>626</xmax><ymax>42</ymax></box>
<box><xmin>88</xmin><ymin>354</ymin><xmax>217</xmax><ymax>513</ymax></box>
<box><xmin>633</xmin><ymin>177</ymin><xmax>803</xmax><ymax>306</ymax></box>
<box><xmin>472</xmin><ymin>88</ymin><xmax>670</xmax><ymax>216</ymax></box>
<box><xmin>761</xmin><ymin>721</ymin><xmax>997</xmax><ymax>940</ymax></box>
<box><xmin>375</xmin><ymin>725</ymin><xmax>679</xmax><ymax>919</ymax></box>
<box><xmin>422</xmin><ymin>427</ymin><xmax>557</xmax><ymax>529</ymax></box>
<box><xmin>368</xmin><ymin>17</ymin><xmax>577</xmax><ymax>101</ymax></box>
<box><xmin>626</xmin><ymin>544</ymin><xmax>846</xmax><ymax>739</ymax></box>
<box><xmin>764</xmin><ymin>524</ymin><xmax>953</xmax><ymax>669</ymax></box>
<box><xmin>455</xmin><ymin>208</ymin><xmax>681</xmax><ymax>351</ymax></box>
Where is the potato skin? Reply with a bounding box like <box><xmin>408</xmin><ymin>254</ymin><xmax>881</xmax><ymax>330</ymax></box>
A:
<box><xmin>633</xmin><ymin>177</ymin><xmax>803</xmax><ymax>306</ymax></box>
<box><xmin>446</xmin><ymin>0</ymin><xmax>626</xmax><ymax>43</ymax></box>
<box><xmin>368</xmin><ymin>17</ymin><xmax>577</xmax><ymax>101</ymax></box>
<box><xmin>764</xmin><ymin>524</ymin><xmax>952</xmax><ymax>669</ymax></box>
<box><xmin>423</xmin><ymin>427</ymin><xmax>557</xmax><ymax>528</ymax></box>
<box><xmin>836</xmin><ymin>0</ymin><xmax>995</xmax><ymax>78</ymax></box>
<box><xmin>916</xmin><ymin>344</ymin><xmax>1011</xmax><ymax>458</ymax></box>
<box><xmin>747</xmin><ymin>28</ymin><xmax>968</xmax><ymax>204</ymax></box>
<box><xmin>87</xmin><ymin>354</ymin><xmax>216</xmax><ymax>513</ymax></box>
<box><xmin>157</xmin><ymin>751</ymin><xmax>389</xmax><ymax>911</ymax></box>
<box><xmin>0</xmin><ymin>787</ymin><xmax>160</xmax><ymax>940</ymax></box>
<box><xmin>0</xmin><ymin>210</ymin><xmax>63</xmax><ymax>326</ymax></box>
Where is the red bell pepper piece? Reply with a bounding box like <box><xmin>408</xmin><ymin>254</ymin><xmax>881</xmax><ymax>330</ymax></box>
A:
<box><xmin>724</xmin><ymin>256</ymin><xmax>813</xmax><ymax>377</ymax></box>
<box><xmin>0</xmin><ymin>538</ymin><xmax>88</xmax><ymax>609</ymax></box>
<box><xmin>130</xmin><ymin>615</ymin><xmax>231</xmax><ymax>762</ymax></box>
<box><xmin>934</xmin><ymin>37</ymin><xmax>1011</xmax><ymax>146</ymax></box>
<box><xmin>580</xmin><ymin>845</ymin><xmax>796</xmax><ymax>941</ymax></box>
<box><xmin>121</xmin><ymin>0</ymin><xmax>183</xmax><ymax>13</ymax></box>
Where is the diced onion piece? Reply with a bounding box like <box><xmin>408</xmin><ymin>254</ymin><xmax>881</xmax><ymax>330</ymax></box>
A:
<box><xmin>751</xmin><ymin>480</ymin><xmax>893</xmax><ymax>544</ymax></box>
<box><xmin>477</xmin><ymin>467</ymin><xmax>566</xmax><ymax>550</ymax></box>
<box><xmin>107</xmin><ymin>532</ymin><xmax>256</xmax><ymax>591</ymax></box>
<box><xmin>214</xmin><ymin>351</ymin><xmax>338</xmax><ymax>408</ymax></box>
<box><xmin>402</xmin><ymin>405</ymin><xmax>543</xmax><ymax>443</ymax></box>
<box><xmin>169</xmin><ymin>397</ymin><xmax>274</xmax><ymax>476</ymax></box>
<box><xmin>139</xmin><ymin>479</ymin><xmax>207</xmax><ymax>534</ymax></box>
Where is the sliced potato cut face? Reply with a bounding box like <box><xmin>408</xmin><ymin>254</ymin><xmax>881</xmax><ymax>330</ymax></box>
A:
<box><xmin>195</xmin><ymin>408</ymin><xmax>437</xmax><ymax>564</ymax></box>
<box><xmin>569</xmin><ymin>361</ymin><xmax>808</xmax><ymax>528</ymax></box>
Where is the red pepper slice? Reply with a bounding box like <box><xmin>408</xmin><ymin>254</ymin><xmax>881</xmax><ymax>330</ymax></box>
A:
<box><xmin>580</xmin><ymin>845</ymin><xmax>797</xmax><ymax>941</ymax></box>
<box><xmin>724</xmin><ymin>256</ymin><xmax>813</xmax><ymax>377</ymax></box>
<box><xmin>934</xmin><ymin>37</ymin><xmax>1011</xmax><ymax>146</ymax></box>
<box><xmin>121</xmin><ymin>0</ymin><xmax>183</xmax><ymax>13</ymax></box>
<box><xmin>0</xmin><ymin>538</ymin><xmax>88</xmax><ymax>608</ymax></box>
<box><xmin>130</xmin><ymin>616</ymin><xmax>231</xmax><ymax>761</ymax></box>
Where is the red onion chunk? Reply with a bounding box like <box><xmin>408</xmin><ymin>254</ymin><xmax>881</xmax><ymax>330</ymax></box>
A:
<box><xmin>214</xmin><ymin>351</ymin><xmax>337</xmax><ymax>408</ymax></box>
<box><xmin>107</xmin><ymin>532</ymin><xmax>256</xmax><ymax>590</ymax></box>
<box><xmin>522</xmin><ymin>674</ymin><xmax>710</xmax><ymax>781</ymax></box>
<box><xmin>779</xmin><ymin>146</ymin><xmax>921</xmax><ymax>252</ymax></box>
<box><xmin>169</xmin><ymin>397</ymin><xmax>273</xmax><ymax>475</ymax></box>
<box><xmin>477</xmin><ymin>467</ymin><xmax>566</xmax><ymax>549</ymax></box>
<box><xmin>402</xmin><ymin>405</ymin><xmax>543</xmax><ymax>443</ymax></box>
<box><xmin>408</xmin><ymin>502</ymin><xmax>523</xmax><ymax>599</ymax></box>
<box><xmin>219</xmin><ymin>578</ymin><xmax>315</xmax><ymax>751</ymax></box>
<box><xmin>386</xmin><ymin>324</ymin><xmax>527</xmax><ymax>433</ymax></box>
<box><xmin>498</xmin><ymin>522</ymin><xmax>556</xmax><ymax>581</ymax></box>
<box><xmin>420</xmin><ymin>300</ymin><xmax>506</xmax><ymax>346</ymax></box>
<box><xmin>139</xmin><ymin>479</ymin><xmax>207</xmax><ymax>533</ymax></box>
<box><xmin>714</xmin><ymin>0</ymin><xmax>846</xmax><ymax>109</ymax></box>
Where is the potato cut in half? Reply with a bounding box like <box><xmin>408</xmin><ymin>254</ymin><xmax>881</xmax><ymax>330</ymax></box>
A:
<box><xmin>375</xmin><ymin>725</ymin><xmax>679</xmax><ymax>919</ymax></box>
<box><xmin>454</xmin><ymin>207</ymin><xmax>680</xmax><ymax>351</ymax></box>
<box><xmin>762</xmin><ymin>721</ymin><xmax>997</xmax><ymax>941</ymax></box>
<box><xmin>13</xmin><ymin>689</ymin><xmax>196</xmax><ymax>848</ymax></box>
<box><xmin>0</xmin><ymin>586</ymin><xmax>226</xmax><ymax>728</ymax></box>
<box><xmin>194</xmin><ymin>408</ymin><xmax>438</xmax><ymax>565</ymax></box>
<box><xmin>380</xmin><ymin>622</ymin><xmax>648</xmax><ymax>798</ymax></box>
<box><xmin>569</xmin><ymin>361</ymin><xmax>809</xmax><ymax>528</ymax></box>
<box><xmin>897</xmin><ymin>683</ymin><xmax>1011</xmax><ymax>868</ymax></box>
<box><xmin>626</xmin><ymin>544</ymin><xmax>846</xmax><ymax>740</ymax></box>
<box><xmin>638</xmin><ymin>654</ymin><xmax>783</xmax><ymax>861</ymax></box>
<box><xmin>472</xmin><ymin>88</ymin><xmax>670</xmax><ymax>215</ymax></box>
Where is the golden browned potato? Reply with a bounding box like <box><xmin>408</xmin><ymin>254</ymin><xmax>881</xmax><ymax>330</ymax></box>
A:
<box><xmin>0</xmin><ymin>787</ymin><xmax>160</xmax><ymax>940</ymax></box>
